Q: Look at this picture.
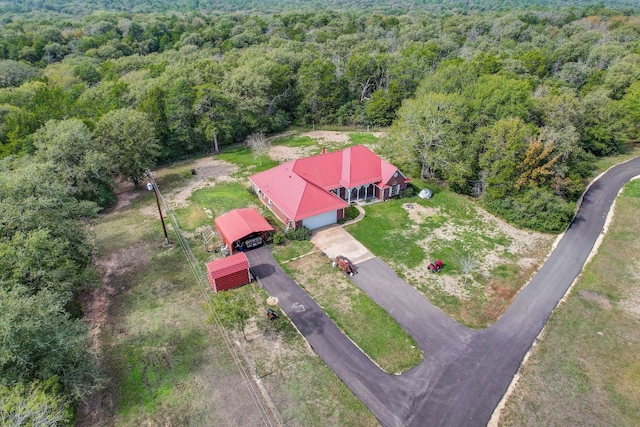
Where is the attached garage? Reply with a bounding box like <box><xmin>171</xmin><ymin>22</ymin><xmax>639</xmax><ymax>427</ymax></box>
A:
<box><xmin>206</xmin><ymin>252</ymin><xmax>251</xmax><ymax>292</ymax></box>
<box><xmin>302</xmin><ymin>211</ymin><xmax>337</xmax><ymax>230</ymax></box>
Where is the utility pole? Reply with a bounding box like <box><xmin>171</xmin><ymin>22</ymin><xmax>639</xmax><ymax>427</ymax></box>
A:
<box><xmin>146</xmin><ymin>172</ymin><xmax>170</xmax><ymax>245</ymax></box>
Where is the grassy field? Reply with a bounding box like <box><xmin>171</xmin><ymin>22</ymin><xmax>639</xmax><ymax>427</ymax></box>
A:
<box><xmin>215</xmin><ymin>145</ymin><xmax>278</xmax><ymax>174</ymax></box>
<box><xmin>347</xmin><ymin>185</ymin><xmax>554</xmax><ymax>329</ymax></box>
<box><xmin>86</xmin><ymin>202</ymin><xmax>268</xmax><ymax>426</ymax></box>
<box><xmin>499</xmin><ymin>178</ymin><xmax>640</xmax><ymax>426</ymax></box>
<box><xmin>83</xmin><ymin>187</ymin><xmax>378</xmax><ymax>426</ymax></box>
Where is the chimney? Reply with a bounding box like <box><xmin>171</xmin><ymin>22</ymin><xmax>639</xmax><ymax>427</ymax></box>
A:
<box><xmin>322</xmin><ymin>146</ymin><xmax>326</xmax><ymax>154</ymax></box>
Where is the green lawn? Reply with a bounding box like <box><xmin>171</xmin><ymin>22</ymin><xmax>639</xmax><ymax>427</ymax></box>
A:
<box><xmin>272</xmin><ymin>135</ymin><xmax>318</xmax><ymax>148</ymax></box>
<box><xmin>171</xmin><ymin>182</ymin><xmax>260</xmax><ymax>234</ymax></box>
<box><xmin>216</xmin><ymin>145</ymin><xmax>279</xmax><ymax>174</ymax></box>
<box><xmin>346</xmin><ymin>184</ymin><xmax>554</xmax><ymax>328</ymax></box>
<box><xmin>349</xmin><ymin>133</ymin><xmax>380</xmax><ymax>145</ymax></box>
<box><xmin>499</xmin><ymin>178</ymin><xmax>640</xmax><ymax>427</ymax></box>
<box><xmin>280</xmin><ymin>251</ymin><xmax>422</xmax><ymax>373</ymax></box>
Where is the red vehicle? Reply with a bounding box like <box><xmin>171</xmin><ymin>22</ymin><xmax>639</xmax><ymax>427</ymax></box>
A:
<box><xmin>428</xmin><ymin>259</ymin><xmax>443</xmax><ymax>273</ymax></box>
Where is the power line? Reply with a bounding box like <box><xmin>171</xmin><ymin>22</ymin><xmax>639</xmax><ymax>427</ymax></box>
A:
<box><xmin>148</xmin><ymin>173</ymin><xmax>276</xmax><ymax>427</ymax></box>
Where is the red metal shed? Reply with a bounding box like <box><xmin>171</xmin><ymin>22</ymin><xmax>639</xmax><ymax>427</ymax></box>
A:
<box><xmin>214</xmin><ymin>208</ymin><xmax>275</xmax><ymax>254</ymax></box>
<box><xmin>205</xmin><ymin>252</ymin><xmax>251</xmax><ymax>292</ymax></box>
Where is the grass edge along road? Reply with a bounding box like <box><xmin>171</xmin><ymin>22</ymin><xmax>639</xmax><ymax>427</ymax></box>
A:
<box><xmin>498</xmin><ymin>178</ymin><xmax>640</xmax><ymax>427</ymax></box>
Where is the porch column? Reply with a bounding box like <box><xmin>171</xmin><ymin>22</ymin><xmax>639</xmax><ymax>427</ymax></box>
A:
<box><xmin>347</xmin><ymin>188</ymin><xmax>351</xmax><ymax>204</ymax></box>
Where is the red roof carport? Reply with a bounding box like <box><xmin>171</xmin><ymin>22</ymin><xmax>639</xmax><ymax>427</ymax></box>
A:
<box><xmin>214</xmin><ymin>208</ymin><xmax>274</xmax><ymax>254</ymax></box>
<box><xmin>206</xmin><ymin>252</ymin><xmax>251</xmax><ymax>292</ymax></box>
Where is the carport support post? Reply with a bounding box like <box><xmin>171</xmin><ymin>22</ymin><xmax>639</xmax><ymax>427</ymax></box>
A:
<box><xmin>146</xmin><ymin>177</ymin><xmax>170</xmax><ymax>246</ymax></box>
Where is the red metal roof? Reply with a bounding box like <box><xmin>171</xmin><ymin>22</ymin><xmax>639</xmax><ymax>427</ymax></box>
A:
<box><xmin>249</xmin><ymin>145</ymin><xmax>398</xmax><ymax>221</ymax></box>
<box><xmin>214</xmin><ymin>208</ymin><xmax>275</xmax><ymax>248</ymax></box>
<box><xmin>206</xmin><ymin>252</ymin><xmax>249</xmax><ymax>280</ymax></box>
<box><xmin>249</xmin><ymin>163</ymin><xmax>348</xmax><ymax>221</ymax></box>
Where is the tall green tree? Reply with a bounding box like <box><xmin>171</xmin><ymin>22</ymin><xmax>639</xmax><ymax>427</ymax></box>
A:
<box><xmin>467</xmin><ymin>74</ymin><xmax>533</xmax><ymax>127</ymax></box>
<box><xmin>93</xmin><ymin>108</ymin><xmax>160</xmax><ymax>187</ymax></box>
<box><xmin>0</xmin><ymin>161</ymin><xmax>98</xmax><ymax>269</ymax></box>
<box><xmin>164</xmin><ymin>77</ymin><xmax>200</xmax><ymax>156</ymax></box>
<box><xmin>193</xmin><ymin>85</ymin><xmax>235</xmax><ymax>153</ymax></box>
<box><xmin>0</xmin><ymin>229</ymin><xmax>96</xmax><ymax>299</ymax></box>
<box><xmin>0</xmin><ymin>378</ymin><xmax>71</xmax><ymax>427</ymax></box>
<box><xmin>389</xmin><ymin>91</ymin><xmax>473</xmax><ymax>192</ymax></box>
<box><xmin>479</xmin><ymin>117</ymin><xmax>537</xmax><ymax>200</ymax></box>
<box><xmin>0</xmin><ymin>285</ymin><xmax>103</xmax><ymax>401</ymax></box>
<box><xmin>33</xmin><ymin>118</ymin><xmax>113</xmax><ymax>205</ymax></box>
<box><xmin>296</xmin><ymin>58</ymin><xmax>345</xmax><ymax>124</ymax></box>
<box><xmin>0</xmin><ymin>60</ymin><xmax>39</xmax><ymax>88</ymax></box>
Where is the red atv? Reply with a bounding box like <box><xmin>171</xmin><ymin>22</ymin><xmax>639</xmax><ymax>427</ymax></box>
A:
<box><xmin>428</xmin><ymin>259</ymin><xmax>443</xmax><ymax>273</ymax></box>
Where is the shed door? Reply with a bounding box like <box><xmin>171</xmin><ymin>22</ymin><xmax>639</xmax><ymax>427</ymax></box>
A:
<box><xmin>302</xmin><ymin>211</ymin><xmax>337</xmax><ymax>230</ymax></box>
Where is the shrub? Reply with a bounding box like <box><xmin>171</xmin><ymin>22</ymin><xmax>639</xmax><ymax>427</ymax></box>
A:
<box><xmin>272</xmin><ymin>233</ymin><xmax>286</xmax><ymax>245</ymax></box>
<box><xmin>344</xmin><ymin>205</ymin><xmax>360</xmax><ymax>221</ymax></box>
<box><xmin>400</xmin><ymin>185</ymin><xmax>416</xmax><ymax>198</ymax></box>
<box><xmin>285</xmin><ymin>226</ymin><xmax>311</xmax><ymax>241</ymax></box>
<box><xmin>484</xmin><ymin>188</ymin><xmax>574</xmax><ymax>233</ymax></box>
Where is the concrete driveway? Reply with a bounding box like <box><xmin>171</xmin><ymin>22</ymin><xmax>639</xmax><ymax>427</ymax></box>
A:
<box><xmin>311</xmin><ymin>225</ymin><xmax>375</xmax><ymax>264</ymax></box>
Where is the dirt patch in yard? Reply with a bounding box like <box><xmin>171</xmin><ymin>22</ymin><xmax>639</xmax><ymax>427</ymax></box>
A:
<box><xmin>106</xmin><ymin>181</ymin><xmax>141</xmax><ymax>213</ymax></box>
<box><xmin>402</xmin><ymin>202</ymin><xmax>552</xmax><ymax>289</ymax></box>
<box><xmin>393</xmin><ymin>201</ymin><xmax>555</xmax><ymax>327</ymax></box>
<box><xmin>163</xmin><ymin>157</ymin><xmax>239</xmax><ymax>209</ymax></box>
<box><xmin>578</xmin><ymin>290</ymin><xmax>613</xmax><ymax>310</ymax></box>
<box><xmin>268</xmin><ymin>144</ymin><xmax>317</xmax><ymax>162</ymax></box>
<box><xmin>301</xmin><ymin>130</ymin><xmax>386</xmax><ymax>141</ymax></box>
<box><xmin>267</xmin><ymin>130</ymin><xmax>386</xmax><ymax>162</ymax></box>
<box><xmin>80</xmin><ymin>245</ymin><xmax>150</xmax><ymax>353</ymax></box>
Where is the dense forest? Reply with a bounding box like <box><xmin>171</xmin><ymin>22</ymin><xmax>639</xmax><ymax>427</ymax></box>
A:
<box><xmin>1</xmin><ymin>0</ymin><xmax>639</xmax><ymax>16</ymax></box>
<box><xmin>0</xmin><ymin>0</ymin><xmax>639</xmax><ymax>423</ymax></box>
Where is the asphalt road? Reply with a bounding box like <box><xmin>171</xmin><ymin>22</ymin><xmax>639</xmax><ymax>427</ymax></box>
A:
<box><xmin>247</xmin><ymin>156</ymin><xmax>640</xmax><ymax>427</ymax></box>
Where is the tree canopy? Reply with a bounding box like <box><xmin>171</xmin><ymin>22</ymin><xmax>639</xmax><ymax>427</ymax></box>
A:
<box><xmin>1</xmin><ymin>2</ymin><xmax>639</xmax><ymax>422</ymax></box>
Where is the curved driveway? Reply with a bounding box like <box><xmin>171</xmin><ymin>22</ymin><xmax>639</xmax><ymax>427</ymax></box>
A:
<box><xmin>247</xmin><ymin>157</ymin><xmax>640</xmax><ymax>427</ymax></box>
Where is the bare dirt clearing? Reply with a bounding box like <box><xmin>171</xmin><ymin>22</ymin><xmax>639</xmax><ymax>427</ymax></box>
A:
<box><xmin>161</xmin><ymin>157</ymin><xmax>239</xmax><ymax>209</ymax></box>
<box><xmin>268</xmin><ymin>130</ymin><xmax>386</xmax><ymax>162</ymax></box>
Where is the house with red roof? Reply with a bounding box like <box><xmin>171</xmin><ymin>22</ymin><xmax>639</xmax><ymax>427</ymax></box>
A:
<box><xmin>248</xmin><ymin>145</ymin><xmax>409</xmax><ymax>230</ymax></box>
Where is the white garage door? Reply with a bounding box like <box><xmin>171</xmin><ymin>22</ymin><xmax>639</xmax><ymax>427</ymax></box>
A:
<box><xmin>302</xmin><ymin>211</ymin><xmax>337</xmax><ymax>230</ymax></box>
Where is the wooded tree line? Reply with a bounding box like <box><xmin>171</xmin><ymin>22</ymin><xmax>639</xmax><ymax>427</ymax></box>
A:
<box><xmin>1</xmin><ymin>3</ymin><xmax>639</xmax><ymax>423</ymax></box>
<box><xmin>3</xmin><ymin>0</ymin><xmax>639</xmax><ymax>17</ymax></box>
<box><xmin>0</xmin><ymin>6</ymin><xmax>637</xmax><ymax>222</ymax></box>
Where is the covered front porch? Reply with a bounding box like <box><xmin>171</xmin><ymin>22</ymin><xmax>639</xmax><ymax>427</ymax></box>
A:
<box><xmin>331</xmin><ymin>183</ymin><xmax>385</xmax><ymax>205</ymax></box>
